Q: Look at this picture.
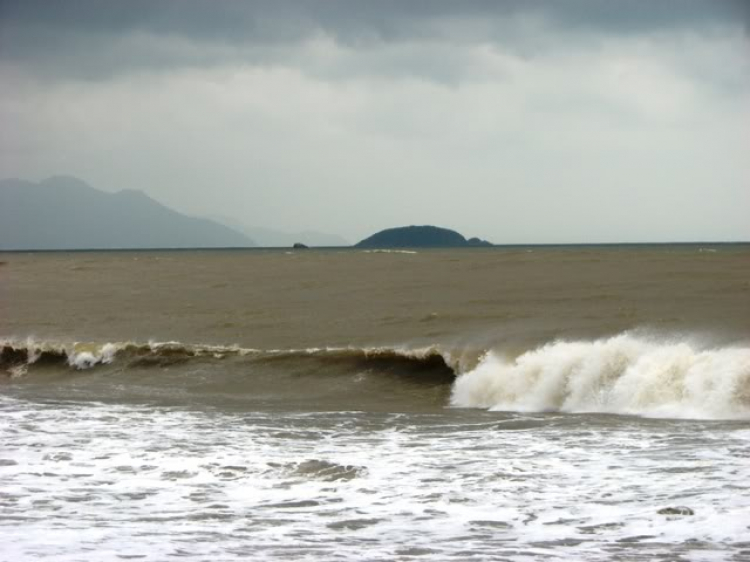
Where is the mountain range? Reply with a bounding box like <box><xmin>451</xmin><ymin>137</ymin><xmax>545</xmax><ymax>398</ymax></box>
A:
<box><xmin>207</xmin><ymin>215</ymin><xmax>348</xmax><ymax>248</ymax></box>
<box><xmin>0</xmin><ymin>176</ymin><xmax>253</xmax><ymax>250</ymax></box>
<box><xmin>1</xmin><ymin>176</ymin><xmax>490</xmax><ymax>251</ymax></box>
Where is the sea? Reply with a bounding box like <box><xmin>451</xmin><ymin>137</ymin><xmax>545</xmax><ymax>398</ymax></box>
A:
<box><xmin>1</xmin><ymin>245</ymin><xmax>749</xmax><ymax>561</ymax></box>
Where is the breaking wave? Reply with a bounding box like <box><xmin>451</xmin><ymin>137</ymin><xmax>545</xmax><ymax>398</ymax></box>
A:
<box><xmin>0</xmin><ymin>338</ymin><xmax>455</xmax><ymax>378</ymax></box>
<box><xmin>2</xmin><ymin>333</ymin><xmax>749</xmax><ymax>419</ymax></box>
<box><xmin>451</xmin><ymin>334</ymin><xmax>750</xmax><ymax>420</ymax></box>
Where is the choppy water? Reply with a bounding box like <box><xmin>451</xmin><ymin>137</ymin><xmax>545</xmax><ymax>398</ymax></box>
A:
<box><xmin>3</xmin><ymin>397</ymin><xmax>749</xmax><ymax>562</ymax></box>
<box><xmin>1</xmin><ymin>246</ymin><xmax>749</xmax><ymax>560</ymax></box>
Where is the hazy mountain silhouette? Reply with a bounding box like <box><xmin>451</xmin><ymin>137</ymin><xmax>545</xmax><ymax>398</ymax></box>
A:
<box><xmin>356</xmin><ymin>225</ymin><xmax>492</xmax><ymax>248</ymax></box>
<box><xmin>207</xmin><ymin>215</ymin><xmax>348</xmax><ymax>247</ymax></box>
<box><xmin>244</xmin><ymin>226</ymin><xmax>348</xmax><ymax>248</ymax></box>
<box><xmin>0</xmin><ymin>176</ymin><xmax>254</xmax><ymax>250</ymax></box>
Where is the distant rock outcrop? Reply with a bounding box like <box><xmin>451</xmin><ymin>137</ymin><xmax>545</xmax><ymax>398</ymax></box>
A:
<box><xmin>292</xmin><ymin>242</ymin><xmax>309</xmax><ymax>249</ymax></box>
<box><xmin>0</xmin><ymin>176</ymin><xmax>255</xmax><ymax>250</ymax></box>
<box><xmin>355</xmin><ymin>225</ymin><xmax>492</xmax><ymax>248</ymax></box>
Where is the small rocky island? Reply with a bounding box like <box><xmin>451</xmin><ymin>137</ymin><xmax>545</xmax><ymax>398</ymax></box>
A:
<box><xmin>355</xmin><ymin>225</ymin><xmax>492</xmax><ymax>248</ymax></box>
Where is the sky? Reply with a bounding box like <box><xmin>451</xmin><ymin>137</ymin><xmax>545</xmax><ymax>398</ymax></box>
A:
<box><xmin>1</xmin><ymin>0</ymin><xmax>748</xmax><ymax>244</ymax></box>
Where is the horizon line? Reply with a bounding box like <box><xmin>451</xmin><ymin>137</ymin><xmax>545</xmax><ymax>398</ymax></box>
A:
<box><xmin>1</xmin><ymin>241</ymin><xmax>749</xmax><ymax>253</ymax></box>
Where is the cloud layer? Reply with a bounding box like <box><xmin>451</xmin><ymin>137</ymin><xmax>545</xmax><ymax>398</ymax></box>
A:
<box><xmin>1</xmin><ymin>0</ymin><xmax>748</xmax><ymax>242</ymax></box>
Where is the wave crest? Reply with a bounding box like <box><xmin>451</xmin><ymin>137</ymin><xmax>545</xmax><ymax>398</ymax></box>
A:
<box><xmin>4</xmin><ymin>334</ymin><xmax>749</xmax><ymax>419</ymax></box>
<box><xmin>450</xmin><ymin>335</ymin><xmax>750</xmax><ymax>419</ymax></box>
<box><xmin>0</xmin><ymin>339</ymin><xmax>456</xmax><ymax>376</ymax></box>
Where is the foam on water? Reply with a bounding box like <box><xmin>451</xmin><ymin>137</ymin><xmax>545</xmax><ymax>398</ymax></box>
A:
<box><xmin>0</xmin><ymin>395</ymin><xmax>748</xmax><ymax>561</ymax></box>
<box><xmin>66</xmin><ymin>342</ymin><xmax>119</xmax><ymax>369</ymax></box>
<box><xmin>362</xmin><ymin>249</ymin><xmax>418</xmax><ymax>254</ymax></box>
<box><xmin>451</xmin><ymin>334</ymin><xmax>750</xmax><ymax>420</ymax></box>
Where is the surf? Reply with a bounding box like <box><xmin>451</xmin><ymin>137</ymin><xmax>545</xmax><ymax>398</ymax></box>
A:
<box><xmin>451</xmin><ymin>333</ymin><xmax>750</xmax><ymax>420</ymax></box>
<box><xmin>3</xmin><ymin>333</ymin><xmax>749</xmax><ymax>419</ymax></box>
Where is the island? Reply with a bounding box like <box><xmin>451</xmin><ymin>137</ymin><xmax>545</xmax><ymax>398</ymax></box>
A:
<box><xmin>355</xmin><ymin>225</ymin><xmax>492</xmax><ymax>248</ymax></box>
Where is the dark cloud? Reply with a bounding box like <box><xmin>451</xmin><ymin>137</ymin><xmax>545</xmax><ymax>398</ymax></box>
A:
<box><xmin>1</xmin><ymin>0</ymin><xmax>747</xmax><ymax>81</ymax></box>
<box><xmin>1</xmin><ymin>1</ymin><xmax>746</xmax><ymax>39</ymax></box>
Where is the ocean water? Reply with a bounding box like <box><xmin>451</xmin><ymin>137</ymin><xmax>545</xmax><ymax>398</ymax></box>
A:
<box><xmin>1</xmin><ymin>246</ymin><xmax>749</xmax><ymax>561</ymax></box>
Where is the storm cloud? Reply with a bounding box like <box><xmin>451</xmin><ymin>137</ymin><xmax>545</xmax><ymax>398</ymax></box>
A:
<box><xmin>2</xmin><ymin>0</ymin><xmax>748</xmax><ymax>80</ymax></box>
<box><xmin>1</xmin><ymin>0</ymin><xmax>748</xmax><ymax>242</ymax></box>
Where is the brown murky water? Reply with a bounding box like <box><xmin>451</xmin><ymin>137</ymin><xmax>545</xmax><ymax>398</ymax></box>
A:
<box><xmin>3</xmin><ymin>245</ymin><xmax>749</xmax><ymax>349</ymax></box>
<box><xmin>1</xmin><ymin>246</ymin><xmax>749</xmax><ymax>561</ymax></box>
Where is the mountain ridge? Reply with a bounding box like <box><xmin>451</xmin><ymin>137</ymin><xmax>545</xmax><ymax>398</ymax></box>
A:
<box><xmin>207</xmin><ymin>214</ymin><xmax>348</xmax><ymax>247</ymax></box>
<box><xmin>0</xmin><ymin>176</ymin><xmax>255</xmax><ymax>250</ymax></box>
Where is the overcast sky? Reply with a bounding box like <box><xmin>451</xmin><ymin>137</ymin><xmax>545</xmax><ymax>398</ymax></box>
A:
<box><xmin>1</xmin><ymin>0</ymin><xmax>748</xmax><ymax>243</ymax></box>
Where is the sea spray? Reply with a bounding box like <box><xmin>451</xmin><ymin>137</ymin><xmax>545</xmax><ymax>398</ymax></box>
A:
<box><xmin>68</xmin><ymin>342</ymin><xmax>119</xmax><ymax>369</ymax></box>
<box><xmin>450</xmin><ymin>334</ymin><xmax>750</xmax><ymax>419</ymax></box>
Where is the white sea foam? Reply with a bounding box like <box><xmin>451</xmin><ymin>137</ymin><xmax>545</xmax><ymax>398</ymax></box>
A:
<box><xmin>1</xmin><ymin>395</ymin><xmax>748</xmax><ymax>561</ymax></box>
<box><xmin>451</xmin><ymin>334</ymin><xmax>750</xmax><ymax>419</ymax></box>
<box><xmin>362</xmin><ymin>249</ymin><xmax>418</xmax><ymax>254</ymax></box>
<box><xmin>67</xmin><ymin>342</ymin><xmax>119</xmax><ymax>369</ymax></box>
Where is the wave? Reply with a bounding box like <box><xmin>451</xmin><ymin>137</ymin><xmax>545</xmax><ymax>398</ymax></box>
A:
<box><xmin>0</xmin><ymin>338</ymin><xmax>458</xmax><ymax>411</ymax></box>
<box><xmin>450</xmin><ymin>334</ymin><xmax>750</xmax><ymax>420</ymax></box>
<box><xmin>1</xmin><ymin>340</ymin><xmax>232</xmax><ymax>373</ymax></box>
<box><xmin>3</xmin><ymin>334</ymin><xmax>749</xmax><ymax>419</ymax></box>
<box><xmin>0</xmin><ymin>338</ymin><xmax>456</xmax><ymax>378</ymax></box>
